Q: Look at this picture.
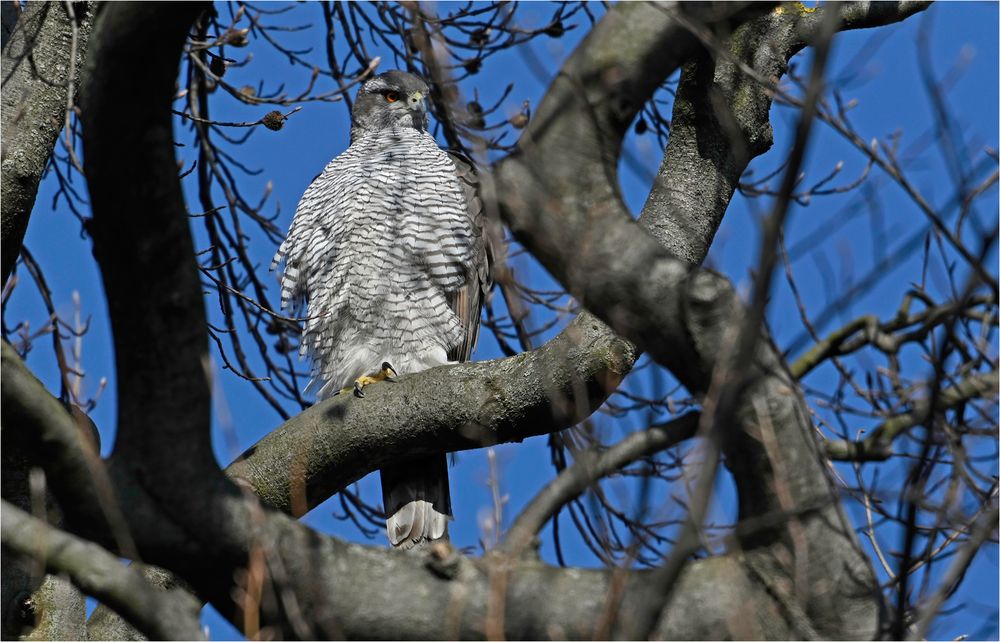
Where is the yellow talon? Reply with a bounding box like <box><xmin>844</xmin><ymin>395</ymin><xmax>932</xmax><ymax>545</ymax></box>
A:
<box><xmin>341</xmin><ymin>361</ymin><xmax>397</xmax><ymax>398</ymax></box>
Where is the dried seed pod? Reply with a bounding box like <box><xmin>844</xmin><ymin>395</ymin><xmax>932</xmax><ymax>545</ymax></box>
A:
<box><xmin>274</xmin><ymin>335</ymin><xmax>295</xmax><ymax>354</ymax></box>
<box><xmin>466</xmin><ymin>101</ymin><xmax>485</xmax><ymax>129</ymax></box>
<box><xmin>262</xmin><ymin>111</ymin><xmax>286</xmax><ymax>131</ymax></box>
<box><xmin>509</xmin><ymin>100</ymin><xmax>531</xmax><ymax>129</ymax></box>
<box><xmin>469</xmin><ymin>28</ymin><xmax>489</xmax><ymax>46</ymax></box>
<box><xmin>463</xmin><ymin>58</ymin><xmax>481</xmax><ymax>75</ymax></box>
<box><xmin>226</xmin><ymin>27</ymin><xmax>250</xmax><ymax>47</ymax></box>
<box><xmin>209</xmin><ymin>56</ymin><xmax>226</xmax><ymax>77</ymax></box>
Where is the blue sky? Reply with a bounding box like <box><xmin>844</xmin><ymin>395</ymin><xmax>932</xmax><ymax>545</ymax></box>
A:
<box><xmin>6</xmin><ymin>2</ymin><xmax>997</xmax><ymax>639</ymax></box>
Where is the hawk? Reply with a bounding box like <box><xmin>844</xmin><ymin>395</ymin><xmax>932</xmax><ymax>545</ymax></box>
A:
<box><xmin>273</xmin><ymin>70</ymin><xmax>491</xmax><ymax>549</ymax></box>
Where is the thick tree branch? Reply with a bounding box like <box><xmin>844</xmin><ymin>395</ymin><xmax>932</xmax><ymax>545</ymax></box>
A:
<box><xmin>1</xmin><ymin>350</ymin><xmax>87</xmax><ymax>640</ymax></box>
<box><xmin>82</xmin><ymin>2</ymin><xmax>217</xmax><ymax>478</ymax></box>
<box><xmin>629</xmin><ymin>11</ymin><xmax>842</xmax><ymax>636</ymax></box>
<box><xmin>1</xmin><ymin>501</ymin><xmax>204</xmax><ymax>641</ymax></box>
<box><xmin>1</xmin><ymin>1</ymin><xmax>95</xmax><ymax>283</ymax></box>
<box><xmin>227</xmin><ymin>318</ymin><xmax>634</xmax><ymax>515</ymax></box>
<box><xmin>485</xmin><ymin>3</ymin><xmax>928</xmax><ymax>639</ymax></box>
<box><xmin>87</xmin><ymin>564</ymin><xmax>196</xmax><ymax>641</ymax></box>
<box><xmin>644</xmin><ymin>1</ymin><xmax>931</xmax><ymax>263</ymax></box>
<box><xmin>0</xmin><ymin>341</ymin><xmax>136</xmax><ymax>551</ymax></box>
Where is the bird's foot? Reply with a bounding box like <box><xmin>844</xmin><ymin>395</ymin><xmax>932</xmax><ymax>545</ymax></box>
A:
<box><xmin>342</xmin><ymin>361</ymin><xmax>397</xmax><ymax>398</ymax></box>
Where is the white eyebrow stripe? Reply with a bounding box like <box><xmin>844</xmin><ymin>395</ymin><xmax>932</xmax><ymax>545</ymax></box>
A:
<box><xmin>364</xmin><ymin>78</ymin><xmax>391</xmax><ymax>92</ymax></box>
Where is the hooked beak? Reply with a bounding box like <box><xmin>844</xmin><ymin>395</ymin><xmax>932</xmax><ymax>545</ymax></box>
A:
<box><xmin>407</xmin><ymin>90</ymin><xmax>428</xmax><ymax>121</ymax></box>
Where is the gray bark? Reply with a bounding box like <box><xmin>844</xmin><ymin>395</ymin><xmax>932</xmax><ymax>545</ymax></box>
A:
<box><xmin>2</xmin><ymin>334</ymin><xmax>89</xmax><ymax>641</ymax></box>
<box><xmin>2</xmin><ymin>502</ymin><xmax>204</xmax><ymax>640</ymax></box>
<box><xmin>86</xmin><ymin>564</ymin><xmax>200</xmax><ymax>640</ymax></box>
<box><xmin>227</xmin><ymin>315</ymin><xmax>634</xmax><ymax>515</ymax></box>
<box><xmin>1</xmin><ymin>1</ymin><xmax>95</xmax><ymax>283</ymax></box>
<box><xmin>0</xmin><ymin>436</ymin><xmax>86</xmax><ymax>641</ymax></box>
<box><xmin>642</xmin><ymin>1</ymin><xmax>931</xmax><ymax>261</ymax></box>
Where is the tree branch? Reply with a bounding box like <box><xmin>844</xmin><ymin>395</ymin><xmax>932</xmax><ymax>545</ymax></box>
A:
<box><xmin>1</xmin><ymin>351</ymin><xmax>87</xmax><ymax>640</ymax></box>
<box><xmin>1</xmin><ymin>1</ymin><xmax>95</xmax><ymax>283</ymax></box>
<box><xmin>87</xmin><ymin>564</ymin><xmax>197</xmax><ymax>641</ymax></box>
<box><xmin>1</xmin><ymin>501</ymin><xmax>204</xmax><ymax>641</ymax></box>
<box><xmin>909</xmin><ymin>504</ymin><xmax>999</xmax><ymax>640</ymax></box>
<box><xmin>487</xmin><ymin>3</ymin><xmax>928</xmax><ymax>639</ymax></box>
<box><xmin>82</xmin><ymin>1</ymin><xmax>218</xmax><ymax>479</ymax></box>
<box><xmin>0</xmin><ymin>341</ymin><xmax>137</xmax><ymax>551</ymax></box>
<box><xmin>501</xmin><ymin>413</ymin><xmax>701</xmax><ymax>555</ymax></box>
<box><xmin>824</xmin><ymin>369</ymin><xmax>999</xmax><ymax>462</ymax></box>
<box><xmin>790</xmin><ymin>293</ymin><xmax>996</xmax><ymax>379</ymax></box>
<box><xmin>226</xmin><ymin>317</ymin><xmax>634</xmax><ymax>515</ymax></box>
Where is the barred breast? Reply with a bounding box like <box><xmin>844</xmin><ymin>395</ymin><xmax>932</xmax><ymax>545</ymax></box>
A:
<box><xmin>273</xmin><ymin>127</ymin><xmax>476</xmax><ymax>398</ymax></box>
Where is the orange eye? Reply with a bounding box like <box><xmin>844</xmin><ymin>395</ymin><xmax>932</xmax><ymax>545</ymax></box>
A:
<box><xmin>385</xmin><ymin>91</ymin><xmax>400</xmax><ymax>103</ymax></box>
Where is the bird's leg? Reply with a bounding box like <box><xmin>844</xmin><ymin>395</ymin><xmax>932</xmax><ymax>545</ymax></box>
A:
<box><xmin>343</xmin><ymin>361</ymin><xmax>397</xmax><ymax>398</ymax></box>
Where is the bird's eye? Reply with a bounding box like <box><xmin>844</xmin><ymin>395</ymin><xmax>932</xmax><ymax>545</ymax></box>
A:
<box><xmin>385</xmin><ymin>91</ymin><xmax>400</xmax><ymax>103</ymax></box>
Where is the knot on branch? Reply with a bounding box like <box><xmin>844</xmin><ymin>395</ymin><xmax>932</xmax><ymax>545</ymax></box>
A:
<box><xmin>683</xmin><ymin>269</ymin><xmax>741</xmax><ymax>344</ymax></box>
<box><xmin>675</xmin><ymin>269</ymin><xmax>744</xmax><ymax>390</ymax></box>
<box><xmin>685</xmin><ymin>269</ymin><xmax>732</xmax><ymax>308</ymax></box>
<box><xmin>425</xmin><ymin>541</ymin><xmax>462</xmax><ymax>580</ymax></box>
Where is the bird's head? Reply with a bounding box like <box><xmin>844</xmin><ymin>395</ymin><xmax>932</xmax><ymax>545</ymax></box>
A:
<box><xmin>352</xmin><ymin>70</ymin><xmax>430</xmax><ymax>134</ymax></box>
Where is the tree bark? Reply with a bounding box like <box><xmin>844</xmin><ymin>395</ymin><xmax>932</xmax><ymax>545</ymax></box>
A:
<box><xmin>1</xmin><ymin>1</ymin><xmax>95</xmax><ymax>283</ymax></box>
<box><xmin>2</xmin><ymin>501</ymin><xmax>204</xmax><ymax>640</ymax></box>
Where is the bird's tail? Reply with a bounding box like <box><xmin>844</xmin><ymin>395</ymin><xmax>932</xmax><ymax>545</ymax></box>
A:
<box><xmin>380</xmin><ymin>453</ymin><xmax>452</xmax><ymax>549</ymax></box>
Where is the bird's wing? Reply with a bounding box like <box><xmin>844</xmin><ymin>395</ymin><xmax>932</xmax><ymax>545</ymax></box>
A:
<box><xmin>271</xmin><ymin>160</ymin><xmax>349</xmax><ymax>316</ymax></box>
<box><xmin>446</xmin><ymin>150</ymin><xmax>493</xmax><ymax>363</ymax></box>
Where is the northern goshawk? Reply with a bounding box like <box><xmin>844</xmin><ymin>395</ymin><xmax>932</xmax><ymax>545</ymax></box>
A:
<box><xmin>273</xmin><ymin>70</ymin><xmax>491</xmax><ymax>549</ymax></box>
